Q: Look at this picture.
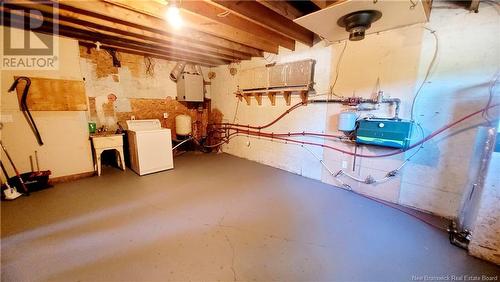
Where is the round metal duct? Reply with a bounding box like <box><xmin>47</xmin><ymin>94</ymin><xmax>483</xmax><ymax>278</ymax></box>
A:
<box><xmin>170</xmin><ymin>62</ymin><xmax>186</xmax><ymax>82</ymax></box>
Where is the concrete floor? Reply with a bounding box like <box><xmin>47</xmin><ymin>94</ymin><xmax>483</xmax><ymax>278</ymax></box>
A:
<box><xmin>1</xmin><ymin>153</ymin><xmax>499</xmax><ymax>281</ymax></box>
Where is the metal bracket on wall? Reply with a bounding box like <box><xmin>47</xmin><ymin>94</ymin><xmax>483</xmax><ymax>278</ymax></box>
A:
<box><xmin>267</xmin><ymin>93</ymin><xmax>276</xmax><ymax>106</ymax></box>
<box><xmin>254</xmin><ymin>93</ymin><xmax>263</xmax><ymax>105</ymax></box>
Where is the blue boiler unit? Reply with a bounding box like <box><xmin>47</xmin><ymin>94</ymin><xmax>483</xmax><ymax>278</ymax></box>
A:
<box><xmin>355</xmin><ymin>118</ymin><xmax>414</xmax><ymax>149</ymax></box>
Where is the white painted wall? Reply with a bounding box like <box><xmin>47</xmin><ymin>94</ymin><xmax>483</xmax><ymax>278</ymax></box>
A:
<box><xmin>210</xmin><ymin>3</ymin><xmax>500</xmax><ymax>218</ymax></box>
<box><xmin>1</xmin><ymin>29</ymin><xmax>94</xmax><ymax>178</ymax></box>
<box><xmin>210</xmin><ymin>43</ymin><xmax>332</xmax><ymax>180</ymax></box>
<box><xmin>80</xmin><ymin>57</ymin><xmax>178</xmax><ymax>100</ymax></box>
<box><xmin>397</xmin><ymin>3</ymin><xmax>499</xmax><ymax>217</ymax></box>
<box><xmin>80</xmin><ymin>54</ymin><xmax>211</xmax><ymax>129</ymax></box>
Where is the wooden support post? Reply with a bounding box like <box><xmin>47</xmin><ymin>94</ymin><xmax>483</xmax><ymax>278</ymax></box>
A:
<box><xmin>300</xmin><ymin>90</ymin><xmax>308</xmax><ymax>104</ymax></box>
<box><xmin>283</xmin><ymin>91</ymin><xmax>291</xmax><ymax>106</ymax></box>
<box><xmin>255</xmin><ymin>93</ymin><xmax>263</xmax><ymax>106</ymax></box>
<box><xmin>243</xmin><ymin>93</ymin><xmax>252</xmax><ymax>105</ymax></box>
<box><xmin>268</xmin><ymin>93</ymin><xmax>276</xmax><ymax>106</ymax></box>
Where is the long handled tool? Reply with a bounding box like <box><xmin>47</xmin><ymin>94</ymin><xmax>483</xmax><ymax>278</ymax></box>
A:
<box><xmin>0</xmin><ymin>141</ymin><xmax>29</xmax><ymax>195</ymax></box>
<box><xmin>0</xmin><ymin>161</ymin><xmax>22</xmax><ymax>200</ymax></box>
<box><xmin>35</xmin><ymin>150</ymin><xmax>40</xmax><ymax>174</ymax></box>
<box><xmin>30</xmin><ymin>150</ymin><xmax>50</xmax><ymax>178</ymax></box>
<box><xmin>8</xmin><ymin>76</ymin><xmax>44</xmax><ymax>145</ymax></box>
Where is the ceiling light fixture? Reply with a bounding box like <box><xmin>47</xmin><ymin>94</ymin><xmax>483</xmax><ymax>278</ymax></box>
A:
<box><xmin>166</xmin><ymin>1</ymin><xmax>183</xmax><ymax>29</ymax></box>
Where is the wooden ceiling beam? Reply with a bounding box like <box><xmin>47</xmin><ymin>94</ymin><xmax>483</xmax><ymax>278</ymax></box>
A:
<box><xmin>211</xmin><ymin>0</ymin><xmax>314</xmax><ymax>46</ymax></box>
<box><xmin>56</xmin><ymin>23</ymin><xmax>230</xmax><ymax>66</ymax></box>
<box><xmin>65</xmin><ymin>31</ymin><xmax>221</xmax><ymax>67</ymax></box>
<box><xmin>180</xmin><ymin>0</ymin><xmax>295</xmax><ymax>50</ymax></box>
<box><xmin>2</xmin><ymin>8</ymin><xmax>225</xmax><ymax>66</ymax></box>
<box><xmin>310</xmin><ymin>0</ymin><xmax>328</xmax><ymax>9</ymax></box>
<box><xmin>255</xmin><ymin>0</ymin><xmax>305</xmax><ymax>21</ymax></box>
<box><xmin>100</xmin><ymin>0</ymin><xmax>280</xmax><ymax>54</ymax></box>
<box><xmin>78</xmin><ymin>42</ymin><xmax>213</xmax><ymax>68</ymax></box>
<box><xmin>54</xmin><ymin>0</ymin><xmax>263</xmax><ymax>58</ymax></box>
<box><xmin>309</xmin><ymin>0</ymin><xmax>339</xmax><ymax>10</ymax></box>
<box><xmin>5</xmin><ymin>2</ymin><xmax>248</xmax><ymax>62</ymax></box>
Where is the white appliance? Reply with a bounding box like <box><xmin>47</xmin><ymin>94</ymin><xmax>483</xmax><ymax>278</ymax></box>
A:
<box><xmin>126</xmin><ymin>119</ymin><xmax>173</xmax><ymax>175</ymax></box>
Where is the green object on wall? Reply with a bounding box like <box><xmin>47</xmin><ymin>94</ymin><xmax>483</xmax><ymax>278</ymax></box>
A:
<box><xmin>355</xmin><ymin>119</ymin><xmax>413</xmax><ymax>149</ymax></box>
<box><xmin>88</xmin><ymin>122</ymin><xmax>97</xmax><ymax>134</ymax></box>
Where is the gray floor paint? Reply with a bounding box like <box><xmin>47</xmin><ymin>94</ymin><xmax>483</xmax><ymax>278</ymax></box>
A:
<box><xmin>1</xmin><ymin>153</ymin><xmax>499</xmax><ymax>281</ymax></box>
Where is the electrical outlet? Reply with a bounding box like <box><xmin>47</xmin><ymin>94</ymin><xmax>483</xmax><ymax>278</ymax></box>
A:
<box><xmin>131</xmin><ymin>115</ymin><xmax>136</xmax><ymax>120</ymax></box>
<box><xmin>163</xmin><ymin>112</ymin><xmax>168</xmax><ymax>119</ymax></box>
<box><xmin>341</xmin><ymin>160</ymin><xmax>348</xmax><ymax>169</ymax></box>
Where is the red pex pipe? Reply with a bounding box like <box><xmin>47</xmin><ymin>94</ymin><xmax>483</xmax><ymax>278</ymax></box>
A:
<box><xmin>212</xmin><ymin>104</ymin><xmax>499</xmax><ymax>159</ymax></box>
<box><xmin>213</xmin><ymin>128</ymin><xmax>345</xmax><ymax>140</ymax></box>
<box><xmin>213</xmin><ymin>101</ymin><xmax>306</xmax><ymax>130</ymax></box>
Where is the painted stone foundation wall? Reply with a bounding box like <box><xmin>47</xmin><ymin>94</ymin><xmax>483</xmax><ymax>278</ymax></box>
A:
<box><xmin>210</xmin><ymin>4</ymin><xmax>499</xmax><ymax>219</ymax></box>
<box><xmin>211</xmin><ymin>45</ymin><xmax>331</xmax><ymax>180</ymax></box>
<box><xmin>79</xmin><ymin>46</ymin><xmax>212</xmax><ymax>138</ymax></box>
<box><xmin>210</xmin><ymin>2</ymin><xmax>500</xmax><ymax>265</ymax></box>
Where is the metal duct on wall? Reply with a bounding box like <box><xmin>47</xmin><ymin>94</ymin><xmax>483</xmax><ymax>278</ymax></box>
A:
<box><xmin>170</xmin><ymin>62</ymin><xmax>186</xmax><ymax>82</ymax></box>
<box><xmin>194</xmin><ymin>65</ymin><xmax>204</xmax><ymax>77</ymax></box>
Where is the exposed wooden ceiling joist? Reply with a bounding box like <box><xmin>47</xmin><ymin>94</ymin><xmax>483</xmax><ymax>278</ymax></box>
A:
<box><xmin>255</xmin><ymin>0</ymin><xmax>305</xmax><ymax>21</ymax></box>
<box><xmin>2</xmin><ymin>7</ymin><xmax>225</xmax><ymax>66</ymax></box>
<box><xmin>211</xmin><ymin>0</ymin><xmax>315</xmax><ymax>46</ymax></box>
<box><xmin>1</xmin><ymin>0</ymin><xmax>323</xmax><ymax>66</ymax></box>
<box><xmin>5</xmin><ymin>2</ymin><xmax>247</xmax><ymax>63</ymax></box>
<box><xmin>78</xmin><ymin>42</ymin><xmax>206</xmax><ymax>68</ymax></box>
<box><xmin>287</xmin><ymin>1</ymin><xmax>323</xmax><ymax>15</ymax></box>
<box><xmin>310</xmin><ymin>0</ymin><xmax>328</xmax><ymax>9</ymax></box>
<box><xmin>55</xmin><ymin>0</ymin><xmax>263</xmax><ymax>58</ymax></box>
<box><xmin>101</xmin><ymin>0</ymin><xmax>280</xmax><ymax>54</ymax></box>
<box><xmin>180</xmin><ymin>0</ymin><xmax>295</xmax><ymax>50</ymax></box>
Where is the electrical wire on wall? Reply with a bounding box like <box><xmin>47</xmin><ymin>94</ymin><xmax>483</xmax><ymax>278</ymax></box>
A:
<box><xmin>410</xmin><ymin>27</ymin><xmax>439</xmax><ymax>121</ymax></box>
<box><xmin>329</xmin><ymin>40</ymin><xmax>348</xmax><ymax>99</ymax></box>
<box><xmin>482</xmin><ymin>71</ymin><xmax>499</xmax><ymax>125</ymax></box>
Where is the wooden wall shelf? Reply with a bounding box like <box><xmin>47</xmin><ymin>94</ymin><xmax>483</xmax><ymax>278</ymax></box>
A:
<box><xmin>236</xmin><ymin>59</ymin><xmax>315</xmax><ymax>106</ymax></box>
<box><xmin>236</xmin><ymin>86</ymin><xmax>309</xmax><ymax>106</ymax></box>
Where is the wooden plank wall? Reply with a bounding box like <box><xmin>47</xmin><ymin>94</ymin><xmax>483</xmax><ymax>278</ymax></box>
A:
<box><xmin>15</xmin><ymin>77</ymin><xmax>87</xmax><ymax>111</ymax></box>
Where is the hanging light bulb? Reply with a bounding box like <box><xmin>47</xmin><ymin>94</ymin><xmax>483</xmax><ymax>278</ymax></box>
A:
<box><xmin>166</xmin><ymin>1</ymin><xmax>183</xmax><ymax>29</ymax></box>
